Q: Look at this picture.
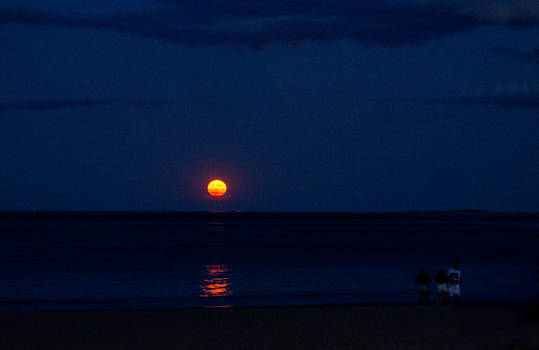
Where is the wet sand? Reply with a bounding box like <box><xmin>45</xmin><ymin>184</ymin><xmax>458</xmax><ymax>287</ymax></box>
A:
<box><xmin>0</xmin><ymin>303</ymin><xmax>537</xmax><ymax>349</ymax></box>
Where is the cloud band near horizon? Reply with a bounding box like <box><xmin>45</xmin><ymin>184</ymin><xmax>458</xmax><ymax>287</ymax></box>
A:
<box><xmin>1</xmin><ymin>1</ymin><xmax>538</xmax><ymax>49</ymax></box>
<box><xmin>0</xmin><ymin>97</ymin><xmax>179</xmax><ymax>112</ymax></box>
<box><xmin>423</xmin><ymin>93</ymin><xmax>539</xmax><ymax>109</ymax></box>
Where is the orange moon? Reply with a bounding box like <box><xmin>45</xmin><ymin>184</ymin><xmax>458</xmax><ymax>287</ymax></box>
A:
<box><xmin>207</xmin><ymin>179</ymin><xmax>227</xmax><ymax>197</ymax></box>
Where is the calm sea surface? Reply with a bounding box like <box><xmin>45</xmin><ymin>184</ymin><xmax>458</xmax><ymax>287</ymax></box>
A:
<box><xmin>0</xmin><ymin>212</ymin><xmax>537</xmax><ymax>310</ymax></box>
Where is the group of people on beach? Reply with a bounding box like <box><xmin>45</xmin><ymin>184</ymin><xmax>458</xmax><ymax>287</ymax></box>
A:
<box><xmin>415</xmin><ymin>261</ymin><xmax>461</xmax><ymax>305</ymax></box>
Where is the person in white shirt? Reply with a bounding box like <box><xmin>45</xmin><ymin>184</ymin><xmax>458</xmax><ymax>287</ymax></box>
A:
<box><xmin>447</xmin><ymin>261</ymin><xmax>461</xmax><ymax>303</ymax></box>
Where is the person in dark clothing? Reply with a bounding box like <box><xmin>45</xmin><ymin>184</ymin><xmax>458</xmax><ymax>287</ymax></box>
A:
<box><xmin>433</xmin><ymin>269</ymin><xmax>449</xmax><ymax>304</ymax></box>
<box><xmin>415</xmin><ymin>268</ymin><xmax>431</xmax><ymax>304</ymax></box>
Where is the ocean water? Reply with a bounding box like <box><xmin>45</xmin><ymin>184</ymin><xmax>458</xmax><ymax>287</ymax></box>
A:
<box><xmin>0</xmin><ymin>212</ymin><xmax>537</xmax><ymax>310</ymax></box>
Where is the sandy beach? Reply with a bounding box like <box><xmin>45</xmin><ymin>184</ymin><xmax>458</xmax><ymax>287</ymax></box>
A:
<box><xmin>0</xmin><ymin>303</ymin><xmax>537</xmax><ymax>349</ymax></box>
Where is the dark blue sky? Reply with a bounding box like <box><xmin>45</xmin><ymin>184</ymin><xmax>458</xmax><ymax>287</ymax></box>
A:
<box><xmin>1</xmin><ymin>0</ymin><xmax>538</xmax><ymax>211</ymax></box>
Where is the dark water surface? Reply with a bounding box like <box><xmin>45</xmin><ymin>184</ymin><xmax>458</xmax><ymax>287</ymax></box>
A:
<box><xmin>0</xmin><ymin>212</ymin><xmax>537</xmax><ymax>310</ymax></box>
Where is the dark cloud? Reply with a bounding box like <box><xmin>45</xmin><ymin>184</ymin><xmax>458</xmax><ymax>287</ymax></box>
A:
<box><xmin>489</xmin><ymin>46</ymin><xmax>520</xmax><ymax>54</ymax></box>
<box><xmin>0</xmin><ymin>1</ymin><xmax>518</xmax><ymax>48</ymax></box>
<box><xmin>424</xmin><ymin>92</ymin><xmax>539</xmax><ymax>109</ymax></box>
<box><xmin>0</xmin><ymin>97</ymin><xmax>179</xmax><ymax>112</ymax></box>
<box><xmin>518</xmin><ymin>48</ymin><xmax>539</xmax><ymax>62</ymax></box>
<box><xmin>504</xmin><ymin>17</ymin><xmax>539</xmax><ymax>28</ymax></box>
<box><xmin>489</xmin><ymin>46</ymin><xmax>539</xmax><ymax>62</ymax></box>
<box><xmin>462</xmin><ymin>0</ymin><xmax>539</xmax><ymax>27</ymax></box>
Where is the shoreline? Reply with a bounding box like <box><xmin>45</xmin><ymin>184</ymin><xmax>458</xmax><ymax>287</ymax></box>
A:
<box><xmin>1</xmin><ymin>302</ymin><xmax>537</xmax><ymax>349</ymax></box>
<box><xmin>1</xmin><ymin>299</ymin><xmax>535</xmax><ymax>312</ymax></box>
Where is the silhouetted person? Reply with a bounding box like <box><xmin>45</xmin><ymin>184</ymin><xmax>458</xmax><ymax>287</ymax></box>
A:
<box><xmin>433</xmin><ymin>269</ymin><xmax>449</xmax><ymax>304</ymax></box>
<box><xmin>448</xmin><ymin>261</ymin><xmax>462</xmax><ymax>303</ymax></box>
<box><xmin>415</xmin><ymin>268</ymin><xmax>431</xmax><ymax>304</ymax></box>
